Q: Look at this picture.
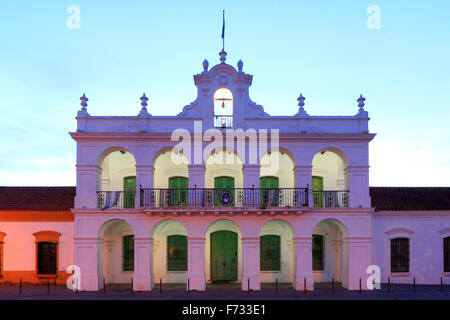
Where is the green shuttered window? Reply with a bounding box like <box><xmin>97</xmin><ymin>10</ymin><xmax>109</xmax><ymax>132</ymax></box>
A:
<box><xmin>122</xmin><ymin>235</ymin><xmax>134</xmax><ymax>271</ymax></box>
<box><xmin>312</xmin><ymin>234</ymin><xmax>324</xmax><ymax>271</ymax></box>
<box><xmin>260</xmin><ymin>235</ymin><xmax>281</xmax><ymax>271</ymax></box>
<box><xmin>391</xmin><ymin>238</ymin><xmax>409</xmax><ymax>273</ymax></box>
<box><xmin>167</xmin><ymin>235</ymin><xmax>187</xmax><ymax>271</ymax></box>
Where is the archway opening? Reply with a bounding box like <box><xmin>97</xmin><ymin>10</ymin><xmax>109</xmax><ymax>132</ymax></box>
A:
<box><xmin>97</xmin><ymin>149</ymin><xmax>136</xmax><ymax>209</ymax></box>
<box><xmin>259</xmin><ymin>219</ymin><xmax>295</xmax><ymax>286</ymax></box>
<box><xmin>98</xmin><ymin>219</ymin><xmax>134</xmax><ymax>288</ymax></box>
<box><xmin>153</xmin><ymin>150</ymin><xmax>189</xmax><ymax>207</ymax></box>
<box><xmin>312</xmin><ymin>149</ymin><xmax>348</xmax><ymax>208</ymax></box>
<box><xmin>312</xmin><ymin>219</ymin><xmax>349</xmax><ymax>289</ymax></box>
<box><xmin>151</xmin><ymin>220</ymin><xmax>188</xmax><ymax>285</ymax></box>
<box><xmin>204</xmin><ymin>220</ymin><xmax>242</xmax><ymax>286</ymax></box>
<box><xmin>214</xmin><ymin>88</ymin><xmax>233</xmax><ymax>128</ymax></box>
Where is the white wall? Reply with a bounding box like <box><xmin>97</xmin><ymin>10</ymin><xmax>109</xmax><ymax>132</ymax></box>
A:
<box><xmin>260</xmin><ymin>151</ymin><xmax>294</xmax><ymax>188</ymax></box>
<box><xmin>205</xmin><ymin>151</ymin><xmax>243</xmax><ymax>188</ymax></box>
<box><xmin>154</xmin><ymin>151</ymin><xmax>188</xmax><ymax>188</ymax></box>
<box><xmin>373</xmin><ymin>212</ymin><xmax>450</xmax><ymax>285</ymax></box>
<box><xmin>312</xmin><ymin>151</ymin><xmax>347</xmax><ymax>190</ymax></box>
<box><xmin>100</xmin><ymin>151</ymin><xmax>136</xmax><ymax>191</ymax></box>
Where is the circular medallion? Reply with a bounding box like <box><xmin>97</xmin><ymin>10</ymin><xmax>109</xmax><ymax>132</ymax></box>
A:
<box><xmin>220</xmin><ymin>191</ymin><xmax>233</xmax><ymax>206</ymax></box>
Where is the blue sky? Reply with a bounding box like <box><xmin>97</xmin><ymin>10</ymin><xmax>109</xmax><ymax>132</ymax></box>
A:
<box><xmin>0</xmin><ymin>1</ymin><xmax>449</xmax><ymax>186</ymax></box>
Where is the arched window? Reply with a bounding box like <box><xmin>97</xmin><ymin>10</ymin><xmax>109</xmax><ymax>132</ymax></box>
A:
<box><xmin>167</xmin><ymin>235</ymin><xmax>187</xmax><ymax>271</ymax></box>
<box><xmin>312</xmin><ymin>234</ymin><xmax>324</xmax><ymax>271</ymax></box>
<box><xmin>214</xmin><ymin>88</ymin><xmax>233</xmax><ymax>128</ymax></box>
<box><xmin>122</xmin><ymin>235</ymin><xmax>134</xmax><ymax>271</ymax></box>
<box><xmin>260</xmin><ymin>235</ymin><xmax>281</xmax><ymax>271</ymax></box>
<box><xmin>391</xmin><ymin>238</ymin><xmax>409</xmax><ymax>273</ymax></box>
<box><xmin>444</xmin><ymin>237</ymin><xmax>450</xmax><ymax>272</ymax></box>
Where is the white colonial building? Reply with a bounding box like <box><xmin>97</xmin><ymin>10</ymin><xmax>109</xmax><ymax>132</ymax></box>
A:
<box><xmin>0</xmin><ymin>50</ymin><xmax>449</xmax><ymax>292</ymax></box>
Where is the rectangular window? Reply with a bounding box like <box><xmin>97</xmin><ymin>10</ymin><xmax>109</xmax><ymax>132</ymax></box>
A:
<box><xmin>444</xmin><ymin>237</ymin><xmax>450</xmax><ymax>273</ymax></box>
<box><xmin>391</xmin><ymin>238</ymin><xmax>409</xmax><ymax>273</ymax></box>
<box><xmin>260</xmin><ymin>235</ymin><xmax>281</xmax><ymax>271</ymax></box>
<box><xmin>312</xmin><ymin>234</ymin><xmax>324</xmax><ymax>271</ymax></box>
<box><xmin>167</xmin><ymin>235</ymin><xmax>187</xmax><ymax>271</ymax></box>
<box><xmin>122</xmin><ymin>235</ymin><xmax>134</xmax><ymax>272</ymax></box>
<box><xmin>37</xmin><ymin>242</ymin><xmax>57</xmax><ymax>275</ymax></box>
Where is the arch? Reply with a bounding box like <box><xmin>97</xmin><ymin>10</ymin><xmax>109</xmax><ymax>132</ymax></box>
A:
<box><xmin>151</xmin><ymin>219</ymin><xmax>188</xmax><ymax>284</ymax></box>
<box><xmin>260</xmin><ymin>146</ymin><xmax>297</xmax><ymax>167</ymax></box>
<box><xmin>312</xmin><ymin>218</ymin><xmax>349</xmax><ymax>288</ymax></box>
<box><xmin>204</xmin><ymin>219</ymin><xmax>243</xmax><ymax>283</ymax></box>
<box><xmin>205</xmin><ymin>150</ymin><xmax>243</xmax><ymax>190</ymax></box>
<box><xmin>311</xmin><ymin>148</ymin><xmax>349</xmax><ymax>197</ymax></box>
<box><xmin>439</xmin><ymin>227</ymin><xmax>450</xmax><ymax>237</ymax></box>
<box><xmin>205</xmin><ymin>147</ymin><xmax>245</xmax><ymax>165</ymax></box>
<box><xmin>153</xmin><ymin>149</ymin><xmax>189</xmax><ymax>189</ymax></box>
<box><xmin>97</xmin><ymin>219</ymin><xmax>135</xmax><ymax>286</ymax></box>
<box><xmin>310</xmin><ymin>147</ymin><xmax>349</xmax><ymax>167</ymax></box>
<box><xmin>152</xmin><ymin>146</ymin><xmax>187</xmax><ymax>166</ymax></box>
<box><xmin>97</xmin><ymin>146</ymin><xmax>137</xmax><ymax>167</ymax></box>
<box><xmin>260</xmin><ymin>151</ymin><xmax>295</xmax><ymax>188</ymax></box>
<box><xmin>259</xmin><ymin>219</ymin><xmax>296</xmax><ymax>284</ymax></box>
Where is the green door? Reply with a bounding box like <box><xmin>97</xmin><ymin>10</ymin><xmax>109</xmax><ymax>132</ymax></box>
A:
<box><xmin>169</xmin><ymin>177</ymin><xmax>188</xmax><ymax>207</ymax></box>
<box><xmin>312</xmin><ymin>176</ymin><xmax>323</xmax><ymax>208</ymax></box>
<box><xmin>260</xmin><ymin>177</ymin><xmax>279</xmax><ymax>206</ymax></box>
<box><xmin>123</xmin><ymin>176</ymin><xmax>136</xmax><ymax>208</ymax></box>
<box><xmin>214</xmin><ymin>176</ymin><xmax>234</xmax><ymax>206</ymax></box>
<box><xmin>210</xmin><ymin>231</ymin><xmax>238</xmax><ymax>281</ymax></box>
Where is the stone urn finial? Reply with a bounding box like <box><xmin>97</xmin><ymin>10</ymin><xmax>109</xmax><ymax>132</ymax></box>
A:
<box><xmin>219</xmin><ymin>50</ymin><xmax>227</xmax><ymax>63</ymax></box>
<box><xmin>357</xmin><ymin>94</ymin><xmax>366</xmax><ymax>110</ymax></box>
<box><xmin>140</xmin><ymin>93</ymin><xmax>149</xmax><ymax>108</ymax></box>
<box><xmin>297</xmin><ymin>93</ymin><xmax>305</xmax><ymax>109</ymax></box>
<box><xmin>80</xmin><ymin>94</ymin><xmax>88</xmax><ymax>108</ymax></box>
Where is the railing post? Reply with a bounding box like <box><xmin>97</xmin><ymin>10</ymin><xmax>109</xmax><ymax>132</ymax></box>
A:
<box><xmin>103</xmin><ymin>277</ymin><xmax>106</xmax><ymax>293</ymax></box>
<box><xmin>388</xmin><ymin>277</ymin><xmax>391</xmax><ymax>293</ymax></box>
<box><xmin>47</xmin><ymin>278</ymin><xmax>50</xmax><ymax>295</ymax></box>
<box><xmin>332</xmin><ymin>277</ymin><xmax>334</xmax><ymax>294</ymax></box>
<box><xmin>413</xmin><ymin>277</ymin><xmax>415</xmax><ymax>292</ymax></box>
<box><xmin>304</xmin><ymin>277</ymin><xmax>307</xmax><ymax>293</ymax></box>
<box><xmin>441</xmin><ymin>277</ymin><xmax>443</xmax><ymax>293</ymax></box>
<box><xmin>160</xmin><ymin>278</ymin><xmax>162</xmax><ymax>294</ymax></box>
<box><xmin>275</xmin><ymin>278</ymin><xmax>278</xmax><ymax>294</ymax></box>
<box><xmin>19</xmin><ymin>277</ymin><xmax>22</xmax><ymax>294</ymax></box>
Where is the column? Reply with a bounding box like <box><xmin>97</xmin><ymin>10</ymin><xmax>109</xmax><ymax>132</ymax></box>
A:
<box><xmin>293</xmin><ymin>237</ymin><xmax>314</xmax><ymax>291</ymax></box>
<box><xmin>74</xmin><ymin>237</ymin><xmax>100</xmax><ymax>291</ymax></box>
<box><xmin>241</xmin><ymin>237</ymin><xmax>261</xmax><ymax>291</ymax></box>
<box><xmin>75</xmin><ymin>164</ymin><xmax>101</xmax><ymax>209</ymax></box>
<box><xmin>344</xmin><ymin>166</ymin><xmax>371</xmax><ymax>208</ymax></box>
<box><xmin>135</xmin><ymin>165</ymin><xmax>154</xmax><ymax>208</ymax></box>
<box><xmin>187</xmin><ymin>237</ymin><xmax>206</xmax><ymax>291</ymax></box>
<box><xmin>133</xmin><ymin>237</ymin><xmax>153</xmax><ymax>291</ymax></box>
<box><xmin>344</xmin><ymin>237</ymin><xmax>373</xmax><ymax>290</ymax></box>
<box><xmin>188</xmin><ymin>164</ymin><xmax>205</xmax><ymax>206</ymax></box>
<box><xmin>243</xmin><ymin>164</ymin><xmax>260</xmax><ymax>206</ymax></box>
<box><xmin>294</xmin><ymin>165</ymin><xmax>313</xmax><ymax>207</ymax></box>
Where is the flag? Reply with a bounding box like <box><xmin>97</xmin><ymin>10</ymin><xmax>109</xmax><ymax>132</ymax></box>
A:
<box><xmin>221</xmin><ymin>10</ymin><xmax>225</xmax><ymax>39</ymax></box>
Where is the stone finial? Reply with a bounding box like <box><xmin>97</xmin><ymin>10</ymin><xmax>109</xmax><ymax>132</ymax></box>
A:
<box><xmin>295</xmin><ymin>93</ymin><xmax>308</xmax><ymax>117</ymax></box>
<box><xmin>357</xmin><ymin>94</ymin><xmax>366</xmax><ymax>110</ymax></box>
<box><xmin>80</xmin><ymin>93</ymin><xmax>88</xmax><ymax>108</ymax></box>
<box><xmin>237</xmin><ymin>59</ymin><xmax>243</xmax><ymax>73</ymax></box>
<box><xmin>140</xmin><ymin>93</ymin><xmax>149</xmax><ymax>108</ymax></box>
<box><xmin>219</xmin><ymin>50</ymin><xmax>227</xmax><ymax>63</ymax></box>
<box><xmin>297</xmin><ymin>93</ymin><xmax>305</xmax><ymax>108</ymax></box>
<box><xmin>202</xmin><ymin>59</ymin><xmax>209</xmax><ymax>73</ymax></box>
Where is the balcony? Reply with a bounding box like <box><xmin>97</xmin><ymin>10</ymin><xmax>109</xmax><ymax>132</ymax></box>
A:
<box><xmin>97</xmin><ymin>188</ymin><xmax>308</xmax><ymax>209</ymax></box>
<box><xmin>141</xmin><ymin>188</ymin><xmax>308</xmax><ymax>208</ymax></box>
<box><xmin>312</xmin><ymin>190</ymin><xmax>349</xmax><ymax>208</ymax></box>
<box><xmin>214</xmin><ymin>115</ymin><xmax>233</xmax><ymax>128</ymax></box>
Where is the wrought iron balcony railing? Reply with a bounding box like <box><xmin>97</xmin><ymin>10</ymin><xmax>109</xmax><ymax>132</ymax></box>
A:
<box><xmin>97</xmin><ymin>191</ymin><xmax>136</xmax><ymax>209</ymax></box>
<box><xmin>312</xmin><ymin>190</ymin><xmax>349</xmax><ymax>208</ymax></box>
<box><xmin>140</xmin><ymin>188</ymin><xmax>308</xmax><ymax>208</ymax></box>
<box><xmin>214</xmin><ymin>115</ymin><xmax>233</xmax><ymax>128</ymax></box>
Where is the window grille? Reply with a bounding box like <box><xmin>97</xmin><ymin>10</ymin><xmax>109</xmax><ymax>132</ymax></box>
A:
<box><xmin>167</xmin><ymin>235</ymin><xmax>187</xmax><ymax>271</ymax></box>
<box><xmin>444</xmin><ymin>237</ymin><xmax>450</xmax><ymax>272</ymax></box>
<box><xmin>391</xmin><ymin>238</ymin><xmax>409</xmax><ymax>273</ymax></box>
<box><xmin>312</xmin><ymin>234</ymin><xmax>324</xmax><ymax>271</ymax></box>
<box><xmin>260</xmin><ymin>235</ymin><xmax>281</xmax><ymax>271</ymax></box>
<box><xmin>37</xmin><ymin>242</ymin><xmax>57</xmax><ymax>275</ymax></box>
<box><xmin>122</xmin><ymin>235</ymin><xmax>134</xmax><ymax>271</ymax></box>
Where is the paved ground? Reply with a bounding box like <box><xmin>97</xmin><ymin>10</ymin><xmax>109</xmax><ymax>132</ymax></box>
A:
<box><xmin>0</xmin><ymin>282</ymin><xmax>449</xmax><ymax>300</ymax></box>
